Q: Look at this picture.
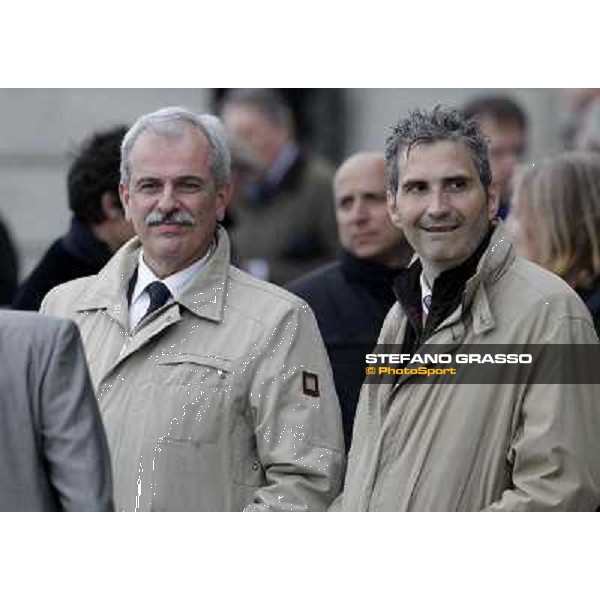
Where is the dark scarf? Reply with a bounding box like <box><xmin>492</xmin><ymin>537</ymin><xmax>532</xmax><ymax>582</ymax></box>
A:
<box><xmin>393</xmin><ymin>227</ymin><xmax>493</xmax><ymax>354</ymax></box>
<box><xmin>339</xmin><ymin>249</ymin><xmax>404</xmax><ymax>308</ymax></box>
<box><xmin>60</xmin><ymin>218</ymin><xmax>112</xmax><ymax>269</ymax></box>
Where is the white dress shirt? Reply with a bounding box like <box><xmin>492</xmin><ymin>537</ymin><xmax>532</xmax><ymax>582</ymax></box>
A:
<box><xmin>128</xmin><ymin>249</ymin><xmax>212</xmax><ymax>331</ymax></box>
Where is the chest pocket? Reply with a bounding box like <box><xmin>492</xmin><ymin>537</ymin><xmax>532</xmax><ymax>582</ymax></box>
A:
<box><xmin>148</xmin><ymin>354</ymin><xmax>233</xmax><ymax>445</ymax></box>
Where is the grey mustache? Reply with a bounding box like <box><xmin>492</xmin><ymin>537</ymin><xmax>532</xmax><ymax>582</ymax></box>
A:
<box><xmin>145</xmin><ymin>210</ymin><xmax>195</xmax><ymax>227</ymax></box>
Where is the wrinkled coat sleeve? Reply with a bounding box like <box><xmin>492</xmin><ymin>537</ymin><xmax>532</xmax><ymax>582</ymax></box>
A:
<box><xmin>244</xmin><ymin>302</ymin><xmax>345</xmax><ymax>511</ymax></box>
<box><xmin>485</xmin><ymin>317</ymin><xmax>600</xmax><ymax>511</ymax></box>
<box><xmin>40</xmin><ymin>319</ymin><xmax>114</xmax><ymax>511</ymax></box>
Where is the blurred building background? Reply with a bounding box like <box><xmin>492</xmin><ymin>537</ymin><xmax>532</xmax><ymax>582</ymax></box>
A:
<box><xmin>0</xmin><ymin>89</ymin><xmax>571</xmax><ymax>280</ymax></box>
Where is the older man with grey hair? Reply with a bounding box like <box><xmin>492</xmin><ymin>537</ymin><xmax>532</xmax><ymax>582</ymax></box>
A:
<box><xmin>41</xmin><ymin>106</ymin><xmax>344</xmax><ymax>512</ymax></box>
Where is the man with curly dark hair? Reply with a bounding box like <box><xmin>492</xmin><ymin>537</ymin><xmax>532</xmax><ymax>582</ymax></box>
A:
<box><xmin>13</xmin><ymin>126</ymin><xmax>134</xmax><ymax>310</ymax></box>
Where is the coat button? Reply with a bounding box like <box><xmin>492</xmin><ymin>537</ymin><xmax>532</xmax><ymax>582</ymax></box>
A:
<box><xmin>252</xmin><ymin>462</ymin><xmax>260</xmax><ymax>471</ymax></box>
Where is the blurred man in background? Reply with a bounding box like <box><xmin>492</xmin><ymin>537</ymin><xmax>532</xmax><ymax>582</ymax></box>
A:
<box><xmin>574</xmin><ymin>97</ymin><xmax>600</xmax><ymax>153</ymax></box>
<box><xmin>221</xmin><ymin>88</ymin><xmax>338</xmax><ymax>284</ymax></box>
<box><xmin>561</xmin><ymin>88</ymin><xmax>600</xmax><ymax>150</ymax></box>
<box><xmin>463</xmin><ymin>94</ymin><xmax>528</xmax><ymax>219</ymax></box>
<box><xmin>289</xmin><ymin>152</ymin><xmax>412</xmax><ymax>450</ymax></box>
<box><xmin>13</xmin><ymin>126</ymin><xmax>134</xmax><ymax>310</ymax></box>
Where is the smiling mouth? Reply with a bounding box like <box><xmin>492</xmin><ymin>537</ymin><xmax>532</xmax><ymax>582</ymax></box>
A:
<box><xmin>421</xmin><ymin>225</ymin><xmax>460</xmax><ymax>233</ymax></box>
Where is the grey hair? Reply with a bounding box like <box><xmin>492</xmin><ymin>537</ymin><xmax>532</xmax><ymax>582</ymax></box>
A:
<box><xmin>120</xmin><ymin>106</ymin><xmax>231</xmax><ymax>188</ymax></box>
<box><xmin>385</xmin><ymin>106</ymin><xmax>492</xmax><ymax>198</ymax></box>
<box><xmin>220</xmin><ymin>88</ymin><xmax>294</xmax><ymax>132</ymax></box>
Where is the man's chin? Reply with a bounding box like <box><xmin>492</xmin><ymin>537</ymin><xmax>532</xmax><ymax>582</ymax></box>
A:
<box><xmin>421</xmin><ymin>250</ymin><xmax>469</xmax><ymax>270</ymax></box>
<box><xmin>150</xmin><ymin>238</ymin><xmax>188</xmax><ymax>259</ymax></box>
<box><xmin>353</xmin><ymin>246</ymin><xmax>378</xmax><ymax>261</ymax></box>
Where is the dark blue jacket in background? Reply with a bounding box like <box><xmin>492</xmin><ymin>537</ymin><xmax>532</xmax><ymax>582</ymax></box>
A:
<box><xmin>288</xmin><ymin>251</ymin><xmax>403</xmax><ymax>450</ymax></box>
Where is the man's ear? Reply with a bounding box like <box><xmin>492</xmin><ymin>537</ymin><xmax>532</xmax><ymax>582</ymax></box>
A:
<box><xmin>487</xmin><ymin>182</ymin><xmax>500</xmax><ymax>220</ymax></box>
<box><xmin>118</xmin><ymin>183</ymin><xmax>132</xmax><ymax>220</ymax></box>
<box><xmin>215</xmin><ymin>183</ymin><xmax>233</xmax><ymax>222</ymax></box>
<box><xmin>100</xmin><ymin>192</ymin><xmax>124</xmax><ymax>220</ymax></box>
<box><xmin>387</xmin><ymin>190</ymin><xmax>403</xmax><ymax>228</ymax></box>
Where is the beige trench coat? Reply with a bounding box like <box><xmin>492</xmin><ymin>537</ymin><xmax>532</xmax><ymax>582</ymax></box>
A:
<box><xmin>338</xmin><ymin>224</ymin><xmax>600</xmax><ymax>511</ymax></box>
<box><xmin>42</xmin><ymin>227</ymin><xmax>344</xmax><ymax>511</ymax></box>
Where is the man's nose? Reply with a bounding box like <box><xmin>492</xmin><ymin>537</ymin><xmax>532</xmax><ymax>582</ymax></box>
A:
<box><xmin>349</xmin><ymin>198</ymin><xmax>369</xmax><ymax>223</ymax></box>
<box><xmin>426</xmin><ymin>188</ymin><xmax>451</xmax><ymax>217</ymax></box>
<box><xmin>157</xmin><ymin>182</ymin><xmax>177</xmax><ymax>211</ymax></box>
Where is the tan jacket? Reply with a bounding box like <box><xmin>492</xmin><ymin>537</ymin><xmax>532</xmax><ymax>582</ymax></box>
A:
<box><xmin>339</xmin><ymin>224</ymin><xmax>600</xmax><ymax>511</ymax></box>
<box><xmin>42</xmin><ymin>227</ymin><xmax>344</xmax><ymax>511</ymax></box>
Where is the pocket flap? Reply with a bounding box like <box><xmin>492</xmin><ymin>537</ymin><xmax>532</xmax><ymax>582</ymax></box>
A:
<box><xmin>156</xmin><ymin>353</ymin><xmax>233</xmax><ymax>373</ymax></box>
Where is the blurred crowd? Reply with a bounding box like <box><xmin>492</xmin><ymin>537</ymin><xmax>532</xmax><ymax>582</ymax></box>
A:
<box><xmin>3</xmin><ymin>89</ymin><xmax>600</xmax><ymax>312</ymax></box>
<box><xmin>1</xmin><ymin>89</ymin><xmax>600</xmax><ymax>511</ymax></box>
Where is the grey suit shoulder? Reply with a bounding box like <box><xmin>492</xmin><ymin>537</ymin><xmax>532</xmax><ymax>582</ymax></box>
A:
<box><xmin>0</xmin><ymin>310</ymin><xmax>113</xmax><ymax>511</ymax></box>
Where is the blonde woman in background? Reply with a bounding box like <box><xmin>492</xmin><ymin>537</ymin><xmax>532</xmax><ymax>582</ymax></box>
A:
<box><xmin>508</xmin><ymin>151</ymin><xmax>600</xmax><ymax>334</ymax></box>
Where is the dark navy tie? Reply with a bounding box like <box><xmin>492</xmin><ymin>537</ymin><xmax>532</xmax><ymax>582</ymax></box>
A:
<box><xmin>423</xmin><ymin>294</ymin><xmax>433</xmax><ymax>311</ymax></box>
<box><xmin>144</xmin><ymin>281</ymin><xmax>171</xmax><ymax>319</ymax></box>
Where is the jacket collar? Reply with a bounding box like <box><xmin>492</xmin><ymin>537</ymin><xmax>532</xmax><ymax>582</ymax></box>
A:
<box><xmin>462</xmin><ymin>221</ymin><xmax>515</xmax><ymax>317</ymax></box>
<box><xmin>443</xmin><ymin>221</ymin><xmax>515</xmax><ymax>336</ymax></box>
<box><xmin>73</xmin><ymin>225</ymin><xmax>231</xmax><ymax>325</ymax></box>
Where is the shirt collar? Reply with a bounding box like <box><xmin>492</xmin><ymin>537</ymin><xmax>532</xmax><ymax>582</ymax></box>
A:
<box><xmin>131</xmin><ymin>246</ymin><xmax>213</xmax><ymax>305</ymax></box>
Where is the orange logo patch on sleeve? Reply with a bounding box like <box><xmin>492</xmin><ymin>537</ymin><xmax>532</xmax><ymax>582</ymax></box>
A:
<box><xmin>302</xmin><ymin>371</ymin><xmax>320</xmax><ymax>397</ymax></box>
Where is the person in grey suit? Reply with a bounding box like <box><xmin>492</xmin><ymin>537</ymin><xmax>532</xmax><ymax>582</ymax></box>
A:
<box><xmin>0</xmin><ymin>311</ymin><xmax>113</xmax><ymax>511</ymax></box>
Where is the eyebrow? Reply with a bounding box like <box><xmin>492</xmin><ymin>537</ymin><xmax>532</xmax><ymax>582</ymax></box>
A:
<box><xmin>175</xmin><ymin>175</ymin><xmax>206</xmax><ymax>183</ymax></box>
<box><xmin>401</xmin><ymin>177</ymin><xmax>427</xmax><ymax>188</ymax></box>
<box><xmin>362</xmin><ymin>191</ymin><xmax>386</xmax><ymax>199</ymax></box>
<box><xmin>401</xmin><ymin>173</ymin><xmax>473</xmax><ymax>186</ymax></box>
<box><xmin>134</xmin><ymin>175</ymin><xmax>207</xmax><ymax>185</ymax></box>
<box><xmin>443</xmin><ymin>175</ymin><xmax>472</xmax><ymax>184</ymax></box>
<box><xmin>335</xmin><ymin>190</ymin><xmax>386</xmax><ymax>204</ymax></box>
